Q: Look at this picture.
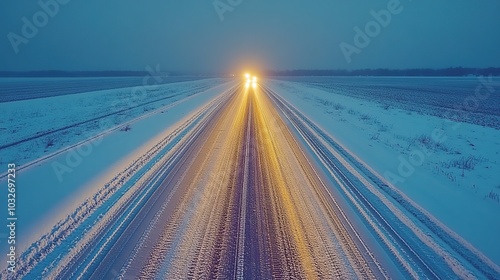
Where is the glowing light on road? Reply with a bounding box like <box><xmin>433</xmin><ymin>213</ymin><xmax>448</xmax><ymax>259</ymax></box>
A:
<box><xmin>243</xmin><ymin>72</ymin><xmax>258</xmax><ymax>89</ymax></box>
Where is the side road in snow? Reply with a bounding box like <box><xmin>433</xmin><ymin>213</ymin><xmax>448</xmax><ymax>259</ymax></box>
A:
<box><xmin>0</xmin><ymin>80</ymin><xmax>237</xmax><ymax>267</ymax></box>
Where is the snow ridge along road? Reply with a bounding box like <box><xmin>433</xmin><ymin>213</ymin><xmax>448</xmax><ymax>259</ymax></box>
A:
<box><xmin>6</xmin><ymin>82</ymin><xmax>500</xmax><ymax>279</ymax></box>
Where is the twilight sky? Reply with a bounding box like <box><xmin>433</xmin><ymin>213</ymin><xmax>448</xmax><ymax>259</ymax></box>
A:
<box><xmin>1</xmin><ymin>0</ymin><xmax>499</xmax><ymax>73</ymax></box>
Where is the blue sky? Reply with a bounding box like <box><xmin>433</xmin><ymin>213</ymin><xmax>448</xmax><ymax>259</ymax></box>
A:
<box><xmin>1</xmin><ymin>0</ymin><xmax>499</xmax><ymax>72</ymax></box>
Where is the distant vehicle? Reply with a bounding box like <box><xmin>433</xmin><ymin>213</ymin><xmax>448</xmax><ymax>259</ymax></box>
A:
<box><xmin>244</xmin><ymin>73</ymin><xmax>257</xmax><ymax>88</ymax></box>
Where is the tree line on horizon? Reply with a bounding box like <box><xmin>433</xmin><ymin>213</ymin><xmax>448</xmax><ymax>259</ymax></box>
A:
<box><xmin>1</xmin><ymin>67</ymin><xmax>499</xmax><ymax>77</ymax></box>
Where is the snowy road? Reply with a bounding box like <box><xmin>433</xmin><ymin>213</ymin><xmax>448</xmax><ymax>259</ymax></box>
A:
<box><xmin>8</xmin><ymin>82</ymin><xmax>500</xmax><ymax>279</ymax></box>
<box><xmin>58</xmin><ymin>83</ymin><xmax>382</xmax><ymax>279</ymax></box>
<box><xmin>123</xmin><ymin>83</ymin><xmax>382</xmax><ymax>279</ymax></box>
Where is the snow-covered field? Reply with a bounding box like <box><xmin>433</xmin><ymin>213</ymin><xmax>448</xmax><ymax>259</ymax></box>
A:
<box><xmin>268</xmin><ymin>76</ymin><xmax>500</xmax><ymax>264</ymax></box>
<box><xmin>277</xmin><ymin>76</ymin><xmax>500</xmax><ymax>129</ymax></box>
<box><xmin>0</xmin><ymin>76</ymin><xmax>203</xmax><ymax>102</ymax></box>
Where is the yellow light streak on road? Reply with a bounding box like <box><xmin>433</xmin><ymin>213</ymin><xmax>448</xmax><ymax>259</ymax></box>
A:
<box><xmin>252</xmin><ymin>86</ymin><xmax>317</xmax><ymax>278</ymax></box>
